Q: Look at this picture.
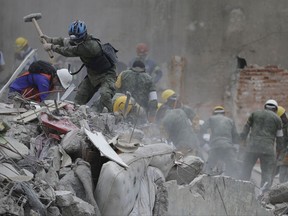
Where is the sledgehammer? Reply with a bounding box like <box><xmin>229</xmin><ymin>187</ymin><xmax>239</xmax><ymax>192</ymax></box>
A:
<box><xmin>23</xmin><ymin>13</ymin><xmax>54</xmax><ymax>59</ymax></box>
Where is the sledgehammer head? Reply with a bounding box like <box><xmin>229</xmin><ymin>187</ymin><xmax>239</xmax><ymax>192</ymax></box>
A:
<box><xmin>23</xmin><ymin>13</ymin><xmax>42</xmax><ymax>22</ymax></box>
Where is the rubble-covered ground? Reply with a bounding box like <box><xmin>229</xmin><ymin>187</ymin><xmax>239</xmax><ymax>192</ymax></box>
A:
<box><xmin>0</xmin><ymin>100</ymin><xmax>286</xmax><ymax>216</ymax></box>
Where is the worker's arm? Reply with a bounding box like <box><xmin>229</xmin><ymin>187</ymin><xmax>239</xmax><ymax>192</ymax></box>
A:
<box><xmin>239</xmin><ymin>114</ymin><xmax>253</xmax><ymax>145</ymax></box>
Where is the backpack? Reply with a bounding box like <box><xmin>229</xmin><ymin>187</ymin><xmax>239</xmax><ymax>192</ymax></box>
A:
<box><xmin>102</xmin><ymin>43</ymin><xmax>118</xmax><ymax>65</ymax></box>
<box><xmin>28</xmin><ymin>60</ymin><xmax>56</xmax><ymax>77</ymax></box>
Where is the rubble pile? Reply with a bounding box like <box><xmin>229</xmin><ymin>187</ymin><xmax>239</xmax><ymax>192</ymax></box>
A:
<box><xmin>0</xmin><ymin>100</ymin><xmax>282</xmax><ymax>216</ymax></box>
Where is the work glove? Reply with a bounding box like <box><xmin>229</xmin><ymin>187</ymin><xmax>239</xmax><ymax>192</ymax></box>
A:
<box><xmin>43</xmin><ymin>43</ymin><xmax>53</xmax><ymax>51</ymax></box>
<box><xmin>40</xmin><ymin>34</ymin><xmax>53</xmax><ymax>43</ymax></box>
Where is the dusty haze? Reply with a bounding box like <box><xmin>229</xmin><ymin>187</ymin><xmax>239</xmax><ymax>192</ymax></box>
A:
<box><xmin>1</xmin><ymin>0</ymin><xmax>288</xmax><ymax>112</ymax></box>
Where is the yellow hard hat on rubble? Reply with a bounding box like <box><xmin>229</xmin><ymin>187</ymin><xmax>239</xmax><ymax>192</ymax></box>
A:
<box><xmin>277</xmin><ymin>106</ymin><xmax>286</xmax><ymax>117</ymax></box>
<box><xmin>213</xmin><ymin>106</ymin><xmax>225</xmax><ymax>114</ymax></box>
<box><xmin>113</xmin><ymin>96</ymin><xmax>133</xmax><ymax>115</ymax></box>
<box><xmin>161</xmin><ymin>89</ymin><xmax>176</xmax><ymax>102</ymax></box>
<box><xmin>15</xmin><ymin>37</ymin><xmax>28</xmax><ymax>52</ymax></box>
<box><xmin>157</xmin><ymin>103</ymin><xmax>163</xmax><ymax>109</ymax></box>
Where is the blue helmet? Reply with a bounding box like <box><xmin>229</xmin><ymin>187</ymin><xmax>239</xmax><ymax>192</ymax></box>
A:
<box><xmin>68</xmin><ymin>20</ymin><xmax>87</xmax><ymax>41</ymax></box>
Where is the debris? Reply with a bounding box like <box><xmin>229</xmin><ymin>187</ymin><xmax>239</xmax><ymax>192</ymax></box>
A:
<box><xmin>84</xmin><ymin>129</ymin><xmax>128</xmax><ymax>168</ymax></box>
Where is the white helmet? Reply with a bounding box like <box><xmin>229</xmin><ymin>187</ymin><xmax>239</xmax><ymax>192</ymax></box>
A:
<box><xmin>265</xmin><ymin>99</ymin><xmax>278</xmax><ymax>110</ymax></box>
<box><xmin>265</xmin><ymin>99</ymin><xmax>278</xmax><ymax>107</ymax></box>
<box><xmin>56</xmin><ymin>69</ymin><xmax>72</xmax><ymax>89</ymax></box>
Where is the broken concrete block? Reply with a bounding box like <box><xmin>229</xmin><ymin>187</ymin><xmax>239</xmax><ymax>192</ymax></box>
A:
<box><xmin>165</xmin><ymin>175</ymin><xmax>273</xmax><ymax>216</ymax></box>
<box><xmin>46</xmin><ymin>146</ymin><xmax>61</xmax><ymax>171</ymax></box>
<box><xmin>0</xmin><ymin>163</ymin><xmax>32</xmax><ymax>182</ymax></box>
<box><xmin>61</xmin><ymin>196</ymin><xmax>96</xmax><ymax>216</ymax></box>
<box><xmin>0</xmin><ymin>196</ymin><xmax>25</xmax><ymax>215</ymax></box>
<box><xmin>61</xmin><ymin>129</ymin><xmax>83</xmax><ymax>158</ymax></box>
<box><xmin>44</xmin><ymin>167</ymin><xmax>59</xmax><ymax>189</ymax></box>
<box><xmin>0</xmin><ymin>136</ymin><xmax>29</xmax><ymax>160</ymax></box>
<box><xmin>90</xmin><ymin>113</ymin><xmax>116</xmax><ymax>132</ymax></box>
<box><xmin>264</xmin><ymin>181</ymin><xmax>288</xmax><ymax>204</ymax></box>
<box><xmin>166</xmin><ymin>155</ymin><xmax>204</xmax><ymax>185</ymax></box>
<box><xmin>55</xmin><ymin>191</ymin><xmax>74</xmax><ymax>207</ymax></box>
<box><xmin>47</xmin><ymin>206</ymin><xmax>61</xmax><ymax>216</ymax></box>
<box><xmin>56</xmin><ymin>170</ymin><xmax>86</xmax><ymax>201</ymax></box>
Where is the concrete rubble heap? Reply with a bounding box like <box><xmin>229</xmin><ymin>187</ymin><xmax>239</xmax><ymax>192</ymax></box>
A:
<box><xmin>0</xmin><ymin>100</ymin><xmax>281</xmax><ymax>216</ymax></box>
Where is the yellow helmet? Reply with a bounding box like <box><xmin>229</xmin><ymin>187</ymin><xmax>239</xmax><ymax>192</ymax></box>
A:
<box><xmin>161</xmin><ymin>89</ymin><xmax>176</xmax><ymax>102</ymax></box>
<box><xmin>213</xmin><ymin>106</ymin><xmax>225</xmax><ymax>114</ymax></box>
<box><xmin>15</xmin><ymin>37</ymin><xmax>28</xmax><ymax>52</ymax></box>
<box><xmin>277</xmin><ymin>106</ymin><xmax>286</xmax><ymax>117</ymax></box>
<box><xmin>157</xmin><ymin>103</ymin><xmax>163</xmax><ymax>110</ymax></box>
<box><xmin>113</xmin><ymin>96</ymin><xmax>133</xmax><ymax>115</ymax></box>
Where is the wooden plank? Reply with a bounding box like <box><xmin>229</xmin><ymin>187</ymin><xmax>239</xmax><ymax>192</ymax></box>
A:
<box><xmin>14</xmin><ymin>102</ymin><xmax>68</xmax><ymax>123</ymax></box>
<box><xmin>0</xmin><ymin>108</ymin><xmax>27</xmax><ymax>114</ymax></box>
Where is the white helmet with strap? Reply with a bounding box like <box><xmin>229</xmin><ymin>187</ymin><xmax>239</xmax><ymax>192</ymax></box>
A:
<box><xmin>56</xmin><ymin>68</ymin><xmax>72</xmax><ymax>89</ymax></box>
<box><xmin>264</xmin><ymin>99</ymin><xmax>278</xmax><ymax>111</ymax></box>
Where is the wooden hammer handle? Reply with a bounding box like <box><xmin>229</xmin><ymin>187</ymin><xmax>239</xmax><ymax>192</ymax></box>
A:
<box><xmin>32</xmin><ymin>18</ymin><xmax>54</xmax><ymax>59</ymax></box>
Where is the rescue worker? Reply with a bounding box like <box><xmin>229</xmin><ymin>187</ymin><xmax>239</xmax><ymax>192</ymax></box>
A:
<box><xmin>128</xmin><ymin>43</ymin><xmax>162</xmax><ymax>84</ymax></box>
<box><xmin>115</xmin><ymin>60</ymin><xmax>158</xmax><ymax>122</ymax></box>
<box><xmin>201</xmin><ymin>106</ymin><xmax>239</xmax><ymax>177</ymax></box>
<box><xmin>240</xmin><ymin>99</ymin><xmax>283</xmax><ymax>189</ymax></box>
<box><xmin>156</xmin><ymin>89</ymin><xmax>200</xmax><ymax>131</ymax></box>
<box><xmin>42</xmin><ymin>20</ymin><xmax>116</xmax><ymax>112</ymax></box>
<box><xmin>160</xmin><ymin>108</ymin><xmax>201</xmax><ymax>156</ymax></box>
<box><xmin>112</xmin><ymin>93</ymin><xmax>147</xmax><ymax>125</ymax></box>
<box><xmin>14</xmin><ymin>37</ymin><xmax>37</xmax><ymax>72</ymax></box>
<box><xmin>9</xmin><ymin>60</ymin><xmax>72</xmax><ymax>102</ymax></box>
<box><xmin>276</xmin><ymin>106</ymin><xmax>288</xmax><ymax>183</ymax></box>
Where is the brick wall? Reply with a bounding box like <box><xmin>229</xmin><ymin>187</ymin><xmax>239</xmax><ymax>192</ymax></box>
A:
<box><xmin>232</xmin><ymin>65</ymin><xmax>288</xmax><ymax>128</ymax></box>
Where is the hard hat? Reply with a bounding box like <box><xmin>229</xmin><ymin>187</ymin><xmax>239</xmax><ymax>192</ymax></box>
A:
<box><xmin>157</xmin><ymin>103</ymin><xmax>163</xmax><ymax>110</ymax></box>
<box><xmin>277</xmin><ymin>106</ymin><xmax>286</xmax><ymax>117</ymax></box>
<box><xmin>56</xmin><ymin>69</ymin><xmax>73</xmax><ymax>89</ymax></box>
<box><xmin>136</xmin><ymin>43</ymin><xmax>148</xmax><ymax>55</ymax></box>
<box><xmin>15</xmin><ymin>37</ymin><xmax>28</xmax><ymax>52</ymax></box>
<box><xmin>213</xmin><ymin>106</ymin><xmax>225</xmax><ymax>114</ymax></box>
<box><xmin>113</xmin><ymin>95</ymin><xmax>133</xmax><ymax>115</ymax></box>
<box><xmin>265</xmin><ymin>99</ymin><xmax>278</xmax><ymax>109</ymax></box>
<box><xmin>68</xmin><ymin>20</ymin><xmax>87</xmax><ymax>41</ymax></box>
<box><xmin>161</xmin><ymin>89</ymin><xmax>176</xmax><ymax>102</ymax></box>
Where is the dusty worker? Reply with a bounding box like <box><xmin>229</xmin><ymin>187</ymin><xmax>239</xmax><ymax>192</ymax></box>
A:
<box><xmin>275</xmin><ymin>106</ymin><xmax>288</xmax><ymax>183</ymax></box>
<box><xmin>115</xmin><ymin>60</ymin><xmax>158</xmax><ymax>122</ymax></box>
<box><xmin>128</xmin><ymin>43</ymin><xmax>163</xmax><ymax>84</ymax></box>
<box><xmin>14</xmin><ymin>36</ymin><xmax>38</xmax><ymax>73</ymax></box>
<box><xmin>112</xmin><ymin>93</ymin><xmax>147</xmax><ymax>125</ymax></box>
<box><xmin>42</xmin><ymin>20</ymin><xmax>117</xmax><ymax>112</ymax></box>
<box><xmin>9</xmin><ymin>60</ymin><xmax>72</xmax><ymax>102</ymax></box>
<box><xmin>201</xmin><ymin>106</ymin><xmax>239</xmax><ymax>177</ymax></box>
<box><xmin>240</xmin><ymin>99</ymin><xmax>283</xmax><ymax>190</ymax></box>
<box><xmin>160</xmin><ymin>108</ymin><xmax>201</xmax><ymax>157</ymax></box>
<box><xmin>156</xmin><ymin>89</ymin><xmax>200</xmax><ymax>131</ymax></box>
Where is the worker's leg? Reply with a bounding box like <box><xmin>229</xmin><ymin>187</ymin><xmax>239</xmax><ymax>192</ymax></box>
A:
<box><xmin>74</xmin><ymin>76</ymin><xmax>99</xmax><ymax>105</ymax></box>
<box><xmin>279</xmin><ymin>165</ymin><xmax>288</xmax><ymax>183</ymax></box>
<box><xmin>240</xmin><ymin>152</ymin><xmax>258</xmax><ymax>181</ymax></box>
<box><xmin>205</xmin><ymin>149</ymin><xmax>219</xmax><ymax>174</ymax></box>
<box><xmin>94</xmin><ymin>73</ymin><xmax>116</xmax><ymax>112</ymax></box>
<box><xmin>260</xmin><ymin>153</ymin><xmax>276</xmax><ymax>189</ymax></box>
<box><xmin>223</xmin><ymin>148</ymin><xmax>239</xmax><ymax>178</ymax></box>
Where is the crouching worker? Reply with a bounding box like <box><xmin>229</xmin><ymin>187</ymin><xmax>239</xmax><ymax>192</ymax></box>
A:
<box><xmin>9</xmin><ymin>60</ymin><xmax>72</xmax><ymax>102</ymax></box>
<box><xmin>113</xmin><ymin>93</ymin><xmax>147</xmax><ymax>125</ymax></box>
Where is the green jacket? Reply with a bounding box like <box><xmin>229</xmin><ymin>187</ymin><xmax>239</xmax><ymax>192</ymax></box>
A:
<box><xmin>240</xmin><ymin>109</ymin><xmax>283</xmax><ymax>154</ymax></box>
<box><xmin>115</xmin><ymin>69</ymin><xmax>157</xmax><ymax>112</ymax></box>
<box><xmin>202</xmin><ymin>114</ymin><xmax>239</xmax><ymax>149</ymax></box>
<box><xmin>50</xmin><ymin>35</ymin><xmax>116</xmax><ymax>85</ymax></box>
<box><xmin>161</xmin><ymin>109</ymin><xmax>199</xmax><ymax>152</ymax></box>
